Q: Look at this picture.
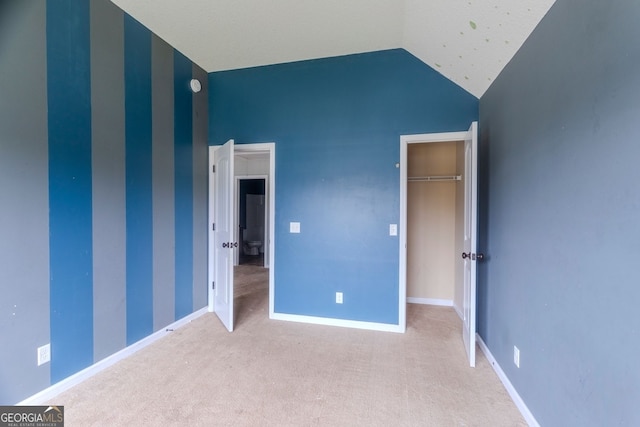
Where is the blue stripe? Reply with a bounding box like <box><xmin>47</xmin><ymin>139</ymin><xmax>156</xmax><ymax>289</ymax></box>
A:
<box><xmin>46</xmin><ymin>0</ymin><xmax>94</xmax><ymax>382</ymax></box>
<box><xmin>124</xmin><ymin>16</ymin><xmax>153</xmax><ymax>344</ymax></box>
<box><xmin>174</xmin><ymin>52</ymin><xmax>194</xmax><ymax>319</ymax></box>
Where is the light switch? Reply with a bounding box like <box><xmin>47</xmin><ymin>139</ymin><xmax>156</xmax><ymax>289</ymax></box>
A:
<box><xmin>389</xmin><ymin>224</ymin><xmax>397</xmax><ymax>236</ymax></box>
<box><xmin>290</xmin><ymin>222</ymin><xmax>301</xmax><ymax>233</ymax></box>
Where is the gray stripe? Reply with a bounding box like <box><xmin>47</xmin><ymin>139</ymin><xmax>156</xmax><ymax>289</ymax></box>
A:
<box><xmin>0</xmin><ymin>1</ymin><xmax>50</xmax><ymax>404</ymax></box>
<box><xmin>192</xmin><ymin>64</ymin><xmax>209</xmax><ymax>309</ymax></box>
<box><xmin>151</xmin><ymin>35</ymin><xmax>175</xmax><ymax>330</ymax></box>
<box><xmin>90</xmin><ymin>0</ymin><xmax>127</xmax><ymax>363</ymax></box>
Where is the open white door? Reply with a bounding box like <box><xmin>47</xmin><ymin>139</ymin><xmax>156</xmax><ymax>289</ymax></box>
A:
<box><xmin>462</xmin><ymin>122</ymin><xmax>478</xmax><ymax>367</ymax></box>
<box><xmin>213</xmin><ymin>139</ymin><xmax>235</xmax><ymax>331</ymax></box>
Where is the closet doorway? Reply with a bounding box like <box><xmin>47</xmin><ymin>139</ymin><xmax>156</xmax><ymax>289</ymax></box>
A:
<box><xmin>399</xmin><ymin>123</ymin><xmax>479</xmax><ymax>367</ymax></box>
<box><xmin>406</xmin><ymin>141</ymin><xmax>464</xmax><ymax>310</ymax></box>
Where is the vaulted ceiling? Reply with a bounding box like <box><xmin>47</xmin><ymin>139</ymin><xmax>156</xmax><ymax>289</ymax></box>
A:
<box><xmin>111</xmin><ymin>0</ymin><xmax>555</xmax><ymax>98</ymax></box>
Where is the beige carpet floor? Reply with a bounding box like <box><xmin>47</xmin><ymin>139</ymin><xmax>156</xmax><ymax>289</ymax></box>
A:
<box><xmin>48</xmin><ymin>265</ymin><xmax>526</xmax><ymax>426</ymax></box>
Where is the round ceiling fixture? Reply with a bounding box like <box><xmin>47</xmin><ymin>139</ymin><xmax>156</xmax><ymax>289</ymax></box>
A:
<box><xmin>190</xmin><ymin>79</ymin><xmax>202</xmax><ymax>93</ymax></box>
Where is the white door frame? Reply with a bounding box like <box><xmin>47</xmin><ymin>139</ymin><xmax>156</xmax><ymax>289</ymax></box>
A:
<box><xmin>234</xmin><ymin>175</ymin><xmax>269</xmax><ymax>268</ymax></box>
<box><xmin>208</xmin><ymin>142</ymin><xmax>276</xmax><ymax>319</ymax></box>
<box><xmin>399</xmin><ymin>130</ymin><xmax>469</xmax><ymax>333</ymax></box>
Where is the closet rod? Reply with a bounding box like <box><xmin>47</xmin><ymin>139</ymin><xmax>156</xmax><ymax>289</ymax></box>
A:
<box><xmin>408</xmin><ymin>175</ymin><xmax>461</xmax><ymax>182</ymax></box>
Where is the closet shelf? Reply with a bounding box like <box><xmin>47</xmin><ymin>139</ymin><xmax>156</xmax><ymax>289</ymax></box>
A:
<box><xmin>408</xmin><ymin>175</ymin><xmax>461</xmax><ymax>182</ymax></box>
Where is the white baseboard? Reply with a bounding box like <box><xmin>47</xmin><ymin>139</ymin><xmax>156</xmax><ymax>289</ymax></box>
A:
<box><xmin>271</xmin><ymin>312</ymin><xmax>403</xmax><ymax>333</ymax></box>
<box><xmin>476</xmin><ymin>334</ymin><xmax>540</xmax><ymax>427</ymax></box>
<box><xmin>454</xmin><ymin>304</ymin><xmax>463</xmax><ymax>320</ymax></box>
<box><xmin>17</xmin><ymin>307</ymin><xmax>208</xmax><ymax>405</ymax></box>
<box><xmin>406</xmin><ymin>297</ymin><xmax>453</xmax><ymax>306</ymax></box>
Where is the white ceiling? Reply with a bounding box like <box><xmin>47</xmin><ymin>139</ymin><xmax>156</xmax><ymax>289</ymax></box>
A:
<box><xmin>111</xmin><ymin>0</ymin><xmax>555</xmax><ymax>98</ymax></box>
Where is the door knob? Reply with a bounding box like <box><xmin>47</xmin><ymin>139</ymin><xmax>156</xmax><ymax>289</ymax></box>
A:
<box><xmin>222</xmin><ymin>242</ymin><xmax>229</xmax><ymax>248</ymax></box>
<box><xmin>477</xmin><ymin>253</ymin><xmax>485</xmax><ymax>261</ymax></box>
<box><xmin>232</xmin><ymin>242</ymin><xmax>238</xmax><ymax>248</ymax></box>
<box><xmin>461</xmin><ymin>252</ymin><xmax>470</xmax><ymax>259</ymax></box>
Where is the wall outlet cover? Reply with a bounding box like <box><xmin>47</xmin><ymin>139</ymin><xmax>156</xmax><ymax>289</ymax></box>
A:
<box><xmin>37</xmin><ymin>343</ymin><xmax>50</xmax><ymax>366</ymax></box>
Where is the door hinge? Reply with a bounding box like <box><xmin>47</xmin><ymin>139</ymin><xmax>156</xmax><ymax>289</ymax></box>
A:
<box><xmin>212</xmin><ymin>223</ymin><xmax>215</xmax><ymax>231</ymax></box>
<box><xmin>212</xmin><ymin>281</ymin><xmax>215</xmax><ymax>290</ymax></box>
<box><xmin>212</xmin><ymin>165</ymin><xmax>215</xmax><ymax>173</ymax></box>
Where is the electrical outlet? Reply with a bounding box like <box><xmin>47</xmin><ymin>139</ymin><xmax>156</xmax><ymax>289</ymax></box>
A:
<box><xmin>513</xmin><ymin>345</ymin><xmax>520</xmax><ymax>368</ymax></box>
<box><xmin>37</xmin><ymin>343</ymin><xmax>50</xmax><ymax>366</ymax></box>
<box><xmin>336</xmin><ymin>292</ymin><xmax>343</xmax><ymax>304</ymax></box>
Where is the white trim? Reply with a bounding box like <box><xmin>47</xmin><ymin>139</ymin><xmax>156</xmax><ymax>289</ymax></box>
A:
<box><xmin>271</xmin><ymin>312</ymin><xmax>403</xmax><ymax>333</ymax></box>
<box><xmin>267</xmin><ymin>146</ymin><xmax>275</xmax><ymax>318</ymax></box>
<box><xmin>399</xmin><ymin>130</ymin><xmax>468</xmax><ymax>334</ymax></box>
<box><xmin>17</xmin><ymin>308</ymin><xmax>208</xmax><ymax>405</ymax></box>
<box><xmin>476</xmin><ymin>334</ymin><xmax>540</xmax><ymax>427</ymax></box>
<box><xmin>401</xmin><ymin>131</ymin><xmax>468</xmax><ymax>144</ymax></box>
<box><xmin>406</xmin><ymin>297</ymin><xmax>453</xmax><ymax>306</ymax></box>
<box><xmin>453</xmin><ymin>303</ymin><xmax>463</xmax><ymax>320</ymax></box>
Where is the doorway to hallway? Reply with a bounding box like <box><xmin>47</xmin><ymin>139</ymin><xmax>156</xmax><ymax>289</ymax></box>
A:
<box><xmin>208</xmin><ymin>142</ymin><xmax>275</xmax><ymax>332</ymax></box>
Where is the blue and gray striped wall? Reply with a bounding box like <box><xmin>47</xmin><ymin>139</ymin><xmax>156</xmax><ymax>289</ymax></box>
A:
<box><xmin>0</xmin><ymin>0</ymin><xmax>208</xmax><ymax>404</ymax></box>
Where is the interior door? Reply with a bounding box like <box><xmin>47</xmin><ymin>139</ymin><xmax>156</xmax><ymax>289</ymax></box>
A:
<box><xmin>462</xmin><ymin>122</ymin><xmax>478</xmax><ymax>367</ymax></box>
<box><xmin>213</xmin><ymin>139</ymin><xmax>235</xmax><ymax>331</ymax></box>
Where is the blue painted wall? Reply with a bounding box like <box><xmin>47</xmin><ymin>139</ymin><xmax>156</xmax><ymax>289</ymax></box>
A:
<box><xmin>210</xmin><ymin>49</ymin><xmax>478</xmax><ymax>324</ymax></box>
<box><xmin>478</xmin><ymin>0</ymin><xmax>640</xmax><ymax>424</ymax></box>
<box><xmin>124</xmin><ymin>14</ymin><xmax>154</xmax><ymax>345</ymax></box>
<box><xmin>46</xmin><ymin>0</ymin><xmax>94</xmax><ymax>383</ymax></box>
<box><xmin>0</xmin><ymin>0</ymin><xmax>208</xmax><ymax>404</ymax></box>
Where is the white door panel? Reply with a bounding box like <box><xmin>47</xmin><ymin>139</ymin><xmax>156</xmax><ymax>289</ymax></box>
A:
<box><xmin>213</xmin><ymin>139</ymin><xmax>235</xmax><ymax>332</ymax></box>
<box><xmin>462</xmin><ymin>122</ymin><xmax>478</xmax><ymax>367</ymax></box>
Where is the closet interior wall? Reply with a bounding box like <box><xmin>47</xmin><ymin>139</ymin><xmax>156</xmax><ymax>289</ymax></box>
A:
<box><xmin>407</xmin><ymin>141</ymin><xmax>464</xmax><ymax>308</ymax></box>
